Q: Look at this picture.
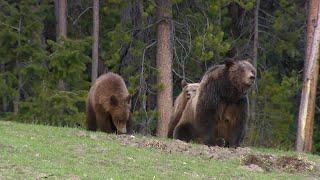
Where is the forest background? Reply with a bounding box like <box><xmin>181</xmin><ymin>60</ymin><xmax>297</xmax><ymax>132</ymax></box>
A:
<box><xmin>0</xmin><ymin>0</ymin><xmax>318</xmax><ymax>154</ymax></box>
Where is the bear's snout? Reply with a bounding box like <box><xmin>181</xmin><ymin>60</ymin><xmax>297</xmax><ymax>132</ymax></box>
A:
<box><xmin>186</xmin><ymin>93</ymin><xmax>191</xmax><ymax>99</ymax></box>
<box><xmin>249</xmin><ymin>75</ymin><xmax>255</xmax><ymax>84</ymax></box>
<box><xmin>249</xmin><ymin>74</ymin><xmax>255</xmax><ymax>81</ymax></box>
<box><xmin>246</xmin><ymin>71</ymin><xmax>256</xmax><ymax>85</ymax></box>
<box><xmin>117</xmin><ymin>126</ymin><xmax>127</xmax><ymax>134</ymax></box>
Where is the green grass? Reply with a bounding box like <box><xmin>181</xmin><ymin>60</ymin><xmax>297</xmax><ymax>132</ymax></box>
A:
<box><xmin>0</xmin><ymin>121</ymin><xmax>319</xmax><ymax>179</ymax></box>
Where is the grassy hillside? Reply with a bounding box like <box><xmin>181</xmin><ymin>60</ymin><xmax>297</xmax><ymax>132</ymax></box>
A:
<box><xmin>0</xmin><ymin>121</ymin><xmax>319</xmax><ymax>179</ymax></box>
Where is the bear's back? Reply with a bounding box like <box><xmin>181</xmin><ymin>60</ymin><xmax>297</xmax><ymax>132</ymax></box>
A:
<box><xmin>89</xmin><ymin>72</ymin><xmax>129</xmax><ymax>106</ymax></box>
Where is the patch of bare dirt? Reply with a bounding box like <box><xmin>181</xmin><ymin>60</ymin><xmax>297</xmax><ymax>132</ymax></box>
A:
<box><xmin>116</xmin><ymin>134</ymin><xmax>251</xmax><ymax>160</ymax></box>
<box><xmin>241</xmin><ymin>154</ymin><xmax>317</xmax><ymax>173</ymax></box>
<box><xmin>73</xmin><ymin>144</ymin><xmax>86</xmax><ymax>156</ymax></box>
<box><xmin>35</xmin><ymin>173</ymin><xmax>54</xmax><ymax>180</ymax></box>
<box><xmin>0</xmin><ymin>164</ymin><xmax>53</xmax><ymax>179</ymax></box>
<box><xmin>115</xmin><ymin>135</ymin><xmax>320</xmax><ymax>174</ymax></box>
<box><xmin>0</xmin><ymin>143</ymin><xmax>15</xmax><ymax>153</ymax></box>
<box><xmin>62</xmin><ymin>174</ymin><xmax>81</xmax><ymax>180</ymax></box>
<box><xmin>74</xmin><ymin>132</ymin><xmax>320</xmax><ymax>174</ymax></box>
<box><xmin>75</xmin><ymin>130</ymin><xmax>87</xmax><ymax>137</ymax></box>
<box><xmin>242</xmin><ymin>164</ymin><xmax>264</xmax><ymax>172</ymax></box>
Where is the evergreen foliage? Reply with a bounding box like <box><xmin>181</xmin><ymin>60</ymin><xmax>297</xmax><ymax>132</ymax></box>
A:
<box><xmin>0</xmin><ymin>0</ymin><xmax>319</xmax><ymax>153</ymax></box>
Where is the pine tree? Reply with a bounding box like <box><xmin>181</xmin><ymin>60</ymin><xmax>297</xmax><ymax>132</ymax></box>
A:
<box><xmin>296</xmin><ymin>0</ymin><xmax>320</xmax><ymax>152</ymax></box>
<box><xmin>55</xmin><ymin>0</ymin><xmax>67</xmax><ymax>90</ymax></box>
<box><xmin>92</xmin><ymin>0</ymin><xmax>100</xmax><ymax>83</ymax></box>
<box><xmin>155</xmin><ymin>0</ymin><xmax>173</xmax><ymax>137</ymax></box>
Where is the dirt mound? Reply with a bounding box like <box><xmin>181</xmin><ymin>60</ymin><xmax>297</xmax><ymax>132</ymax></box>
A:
<box><xmin>241</xmin><ymin>154</ymin><xmax>316</xmax><ymax>173</ymax></box>
<box><xmin>116</xmin><ymin>134</ymin><xmax>251</xmax><ymax>160</ymax></box>
<box><xmin>75</xmin><ymin>131</ymin><xmax>320</xmax><ymax>174</ymax></box>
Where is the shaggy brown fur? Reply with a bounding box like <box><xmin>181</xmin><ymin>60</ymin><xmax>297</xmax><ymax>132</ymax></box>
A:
<box><xmin>86</xmin><ymin>72</ymin><xmax>131</xmax><ymax>134</ymax></box>
<box><xmin>167</xmin><ymin>80</ymin><xmax>199</xmax><ymax>138</ymax></box>
<box><xmin>173</xmin><ymin>59</ymin><xmax>256</xmax><ymax>147</ymax></box>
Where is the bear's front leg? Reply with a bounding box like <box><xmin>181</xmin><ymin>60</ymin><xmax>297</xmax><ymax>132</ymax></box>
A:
<box><xmin>173</xmin><ymin>122</ymin><xmax>195</xmax><ymax>142</ymax></box>
<box><xmin>96</xmin><ymin>112</ymin><xmax>113</xmax><ymax>133</ymax></box>
<box><xmin>229</xmin><ymin>98</ymin><xmax>248</xmax><ymax>148</ymax></box>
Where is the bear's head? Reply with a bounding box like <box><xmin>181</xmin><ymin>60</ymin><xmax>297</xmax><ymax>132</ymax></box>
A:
<box><xmin>181</xmin><ymin>80</ymin><xmax>200</xmax><ymax>100</ymax></box>
<box><xmin>107</xmin><ymin>94</ymin><xmax>131</xmax><ymax>134</ymax></box>
<box><xmin>225</xmin><ymin>59</ymin><xmax>256</xmax><ymax>93</ymax></box>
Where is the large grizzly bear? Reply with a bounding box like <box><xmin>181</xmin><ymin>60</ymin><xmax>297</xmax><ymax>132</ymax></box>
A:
<box><xmin>173</xmin><ymin>59</ymin><xmax>256</xmax><ymax>147</ymax></box>
<box><xmin>167</xmin><ymin>80</ymin><xmax>199</xmax><ymax>138</ymax></box>
<box><xmin>86</xmin><ymin>72</ymin><xmax>131</xmax><ymax>134</ymax></box>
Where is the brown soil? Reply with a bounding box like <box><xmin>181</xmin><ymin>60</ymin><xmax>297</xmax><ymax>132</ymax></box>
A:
<box><xmin>241</xmin><ymin>154</ymin><xmax>318</xmax><ymax>173</ymax></box>
<box><xmin>117</xmin><ymin>134</ymin><xmax>251</xmax><ymax>160</ymax></box>
<box><xmin>116</xmin><ymin>135</ymin><xmax>320</xmax><ymax>174</ymax></box>
<box><xmin>75</xmin><ymin>131</ymin><xmax>320</xmax><ymax>174</ymax></box>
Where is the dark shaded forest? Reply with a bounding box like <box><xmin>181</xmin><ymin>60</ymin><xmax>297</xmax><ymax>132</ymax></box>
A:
<box><xmin>0</xmin><ymin>0</ymin><xmax>319</xmax><ymax>153</ymax></box>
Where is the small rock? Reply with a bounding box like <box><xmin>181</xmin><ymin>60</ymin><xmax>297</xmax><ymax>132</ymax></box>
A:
<box><xmin>34</xmin><ymin>153</ymin><xmax>40</xmax><ymax>157</ymax></box>
<box><xmin>243</xmin><ymin>164</ymin><xmax>264</xmax><ymax>172</ymax></box>
<box><xmin>90</xmin><ymin>135</ymin><xmax>97</xmax><ymax>140</ymax></box>
<box><xmin>35</xmin><ymin>173</ymin><xmax>52</xmax><ymax>179</ymax></box>
<box><xmin>76</xmin><ymin>131</ymin><xmax>87</xmax><ymax>137</ymax></box>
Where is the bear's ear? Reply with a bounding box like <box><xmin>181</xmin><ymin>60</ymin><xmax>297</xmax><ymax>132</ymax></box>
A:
<box><xmin>225</xmin><ymin>58</ymin><xmax>235</xmax><ymax>69</ymax></box>
<box><xmin>126</xmin><ymin>94</ymin><xmax>131</xmax><ymax>104</ymax></box>
<box><xmin>244</xmin><ymin>58</ymin><xmax>253</xmax><ymax>64</ymax></box>
<box><xmin>181</xmin><ymin>79</ymin><xmax>188</xmax><ymax>89</ymax></box>
<box><xmin>109</xmin><ymin>95</ymin><xmax>119</xmax><ymax>107</ymax></box>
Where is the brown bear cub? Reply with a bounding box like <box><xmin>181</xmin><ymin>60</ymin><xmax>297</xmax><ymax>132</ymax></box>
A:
<box><xmin>86</xmin><ymin>72</ymin><xmax>131</xmax><ymax>134</ymax></box>
<box><xmin>167</xmin><ymin>80</ymin><xmax>199</xmax><ymax>138</ymax></box>
<box><xmin>173</xmin><ymin>59</ymin><xmax>256</xmax><ymax>147</ymax></box>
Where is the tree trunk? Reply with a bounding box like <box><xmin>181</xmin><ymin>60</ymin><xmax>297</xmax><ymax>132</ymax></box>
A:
<box><xmin>91</xmin><ymin>0</ymin><xmax>99</xmax><ymax>83</ymax></box>
<box><xmin>304</xmin><ymin>0</ymin><xmax>319</xmax><ymax>76</ymax></box>
<box><xmin>250</xmin><ymin>0</ymin><xmax>260</xmax><ymax>132</ymax></box>
<box><xmin>296</xmin><ymin>0</ymin><xmax>320</xmax><ymax>152</ymax></box>
<box><xmin>133</xmin><ymin>0</ymin><xmax>149</xmax><ymax>134</ymax></box>
<box><xmin>55</xmin><ymin>0</ymin><xmax>60</xmax><ymax>41</ymax></box>
<box><xmin>155</xmin><ymin>0</ymin><xmax>173</xmax><ymax>137</ymax></box>
<box><xmin>55</xmin><ymin>0</ymin><xmax>67</xmax><ymax>90</ymax></box>
<box><xmin>13</xmin><ymin>17</ymin><xmax>22</xmax><ymax>115</ymax></box>
<box><xmin>228</xmin><ymin>3</ymin><xmax>244</xmax><ymax>57</ymax></box>
<box><xmin>58</xmin><ymin>0</ymin><xmax>67</xmax><ymax>39</ymax></box>
<box><xmin>1</xmin><ymin>63</ymin><xmax>7</xmax><ymax>112</ymax></box>
<box><xmin>117</xmin><ymin>2</ymin><xmax>132</xmax><ymax>75</ymax></box>
<box><xmin>98</xmin><ymin>58</ymin><xmax>107</xmax><ymax>76</ymax></box>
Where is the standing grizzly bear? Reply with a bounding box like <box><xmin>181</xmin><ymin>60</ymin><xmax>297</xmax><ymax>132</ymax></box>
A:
<box><xmin>167</xmin><ymin>80</ymin><xmax>199</xmax><ymax>138</ymax></box>
<box><xmin>173</xmin><ymin>59</ymin><xmax>256</xmax><ymax>147</ymax></box>
<box><xmin>86</xmin><ymin>72</ymin><xmax>131</xmax><ymax>134</ymax></box>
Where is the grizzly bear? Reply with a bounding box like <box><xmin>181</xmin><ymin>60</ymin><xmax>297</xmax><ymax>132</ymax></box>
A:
<box><xmin>173</xmin><ymin>59</ymin><xmax>256</xmax><ymax>147</ymax></box>
<box><xmin>86</xmin><ymin>72</ymin><xmax>131</xmax><ymax>134</ymax></box>
<box><xmin>214</xmin><ymin>101</ymin><xmax>249</xmax><ymax>147</ymax></box>
<box><xmin>167</xmin><ymin>80</ymin><xmax>199</xmax><ymax>138</ymax></box>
